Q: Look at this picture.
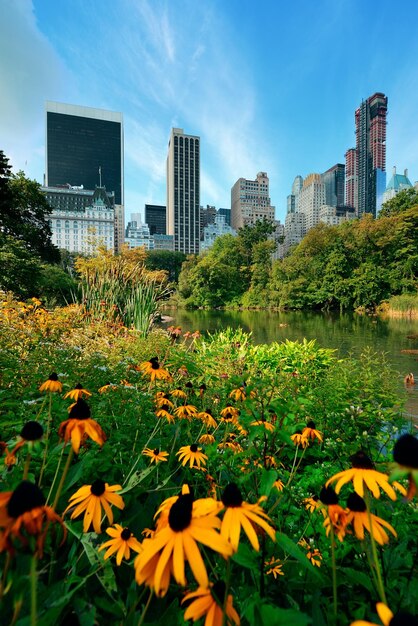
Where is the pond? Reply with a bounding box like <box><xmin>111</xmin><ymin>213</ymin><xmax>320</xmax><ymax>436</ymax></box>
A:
<box><xmin>161</xmin><ymin>308</ymin><xmax>418</xmax><ymax>421</ymax></box>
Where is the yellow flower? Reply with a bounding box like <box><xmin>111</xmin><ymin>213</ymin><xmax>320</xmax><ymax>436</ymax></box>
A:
<box><xmin>99</xmin><ymin>524</ymin><xmax>142</xmax><ymax>565</ymax></box>
<box><xmin>143</xmin><ymin>448</ymin><xmax>169</xmax><ymax>464</ymax></box>
<box><xmin>298</xmin><ymin>538</ymin><xmax>322</xmax><ymax>567</ymax></box>
<box><xmin>174</xmin><ymin>404</ymin><xmax>198</xmax><ymax>420</ymax></box>
<box><xmin>320</xmin><ymin>486</ymin><xmax>349</xmax><ymax>542</ymax></box>
<box><xmin>65</xmin><ymin>480</ymin><xmax>125</xmax><ymax>534</ymax></box>
<box><xmin>177</xmin><ymin>444</ymin><xmax>208</xmax><ymax>469</ymax></box>
<box><xmin>136</xmin><ymin>357</ymin><xmax>172</xmax><ymax>381</ymax></box>
<box><xmin>265</xmin><ymin>557</ymin><xmax>284</xmax><ymax>578</ymax></box>
<box><xmin>155</xmin><ymin>406</ymin><xmax>175</xmax><ymax>423</ymax></box>
<box><xmin>155</xmin><ymin>392</ymin><xmax>174</xmax><ymax>409</ymax></box>
<box><xmin>250</xmin><ymin>419</ymin><xmax>275</xmax><ymax>432</ymax></box>
<box><xmin>58</xmin><ymin>398</ymin><xmax>106</xmax><ymax>454</ymax></box>
<box><xmin>98</xmin><ymin>383</ymin><xmax>117</xmax><ymax>393</ymax></box>
<box><xmin>273</xmin><ymin>479</ymin><xmax>284</xmax><ymax>492</ymax></box>
<box><xmin>350</xmin><ymin>602</ymin><xmax>394</xmax><ymax>626</ymax></box>
<box><xmin>220</xmin><ymin>406</ymin><xmax>239</xmax><ymax>421</ymax></box>
<box><xmin>39</xmin><ymin>372</ymin><xmax>62</xmax><ymax>393</ymax></box>
<box><xmin>303</xmin><ymin>496</ymin><xmax>322</xmax><ymax>514</ymax></box>
<box><xmin>198</xmin><ymin>410</ymin><xmax>218</xmax><ymax>429</ymax></box>
<box><xmin>326</xmin><ymin>451</ymin><xmax>397</xmax><ymax>500</ymax></box>
<box><xmin>134</xmin><ymin>493</ymin><xmax>233</xmax><ymax>596</ymax></box>
<box><xmin>182</xmin><ymin>582</ymin><xmax>240</xmax><ymax>626</ymax></box>
<box><xmin>290</xmin><ymin>432</ymin><xmax>309</xmax><ymax>448</ymax></box>
<box><xmin>229</xmin><ymin>387</ymin><xmax>246</xmax><ymax>402</ymax></box>
<box><xmin>199</xmin><ymin>434</ymin><xmax>215</xmax><ymax>445</ymax></box>
<box><xmin>302</xmin><ymin>421</ymin><xmax>323</xmax><ymax>442</ymax></box>
<box><xmin>220</xmin><ymin>483</ymin><xmax>276</xmax><ymax>552</ymax></box>
<box><xmin>345</xmin><ymin>493</ymin><xmax>396</xmax><ymax>545</ymax></box>
<box><xmin>63</xmin><ymin>383</ymin><xmax>92</xmax><ymax>401</ymax></box>
<box><xmin>170</xmin><ymin>388</ymin><xmax>187</xmax><ymax>399</ymax></box>
<box><xmin>0</xmin><ymin>481</ymin><xmax>66</xmax><ymax>556</ymax></box>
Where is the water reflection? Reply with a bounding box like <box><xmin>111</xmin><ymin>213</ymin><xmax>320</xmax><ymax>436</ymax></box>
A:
<box><xmin>162</xmin><ymin>309</ymin><xmax>418</xmax><ymax>419</ymax></box>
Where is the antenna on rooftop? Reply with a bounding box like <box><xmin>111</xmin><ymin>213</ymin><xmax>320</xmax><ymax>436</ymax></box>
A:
<box><xmin>99</xmin><ymin>166</ymin><xmax>102</xmax><ymax>187</ymax></box>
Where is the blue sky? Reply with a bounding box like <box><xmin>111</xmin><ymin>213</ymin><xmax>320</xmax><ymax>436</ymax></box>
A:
<box><xmin>1</xmin><ymin>0</ymin><xmax>418</xmax><ymax>223</ymax></box>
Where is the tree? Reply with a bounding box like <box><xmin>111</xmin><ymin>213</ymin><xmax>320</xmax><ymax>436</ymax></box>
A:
<box><xmin>145</xmin><ymin>250</ymin><xmax>186</xmax><ymax>283</ymax></box>
<box><xmin>0</xmin><ymin>236</ymin><xmax>42</xmax><ymax>298</ymax></box>
<box><xmin>379</xmin><ymin>187</ymin><xmax>418</xmax><ymax>217</ymax></box>
<box><xmin>0</xmin><ymin>155</ymin><xmax>59</xmax><ymax>263</ymax></box>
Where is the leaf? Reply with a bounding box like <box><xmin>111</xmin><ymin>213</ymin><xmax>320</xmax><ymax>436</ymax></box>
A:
<box><xmin>232</xmin><ymin>542</ymin><xmax>259</xmax><ymax>570</ymax></box>
<box><xmin>275</xmin><ymin>532</ymin><xmax>324</xmax><ymax>580</ymax></box>
<box><xmin>260</xmin><ymin>605</ymin><xmax>312</xmax><ymax>625</ymax></box>
<box><xmin>260</xmin><ymin>468</ymin><xmax>278</xmax><ymax>498</ymax></box>
<box><xmin>119</xmin><ymin>465</ymin><xmax>155</xmax><ymax>494</ymax></box>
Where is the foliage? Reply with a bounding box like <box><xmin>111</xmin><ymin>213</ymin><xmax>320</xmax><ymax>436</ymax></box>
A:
<box><xmin>75</xmin><ymin>245</ymin><xmax>171</xmax><ymax>335</ymax></box>
<box><xmin>145</xmin><ymin>250</ymin><xmax>187</xmax><ymax>283</ymax></box>
<box><xmin>379</xmin><ymin>187</ymin><xmax>418</xmax><ymax>217</ymax></box>
<box><xmin>0</xmin><ymin>305</ymin><xmax>416</xmax><ymax>625</ymax></box>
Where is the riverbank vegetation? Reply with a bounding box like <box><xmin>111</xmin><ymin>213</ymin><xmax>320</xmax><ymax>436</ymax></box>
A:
<box><xmin>1</xmin><ymin>296</ymin><xmax>417</xmax><ymax>625</ymax></box>
<box><xmin>177</xmin><ymin>193</ymin><xmax>418</xmax><ymax>313</ymax></box>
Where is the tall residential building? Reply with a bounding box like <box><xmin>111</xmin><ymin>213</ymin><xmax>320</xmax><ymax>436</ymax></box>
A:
<box><xmin>231</xmin><ymin>172</ymin><xmax>275</xmax><ymax>230</ymax></box>
<box><xmin>166</xmin><ymin>128</ymin><xmax>200</xmax><ymax>254</ymax></box>
<box><xmin>145</xmin><ymin>204</ymin><xmax>166</xmax><ymax>235</ymax></box>
<box><xmin>321</xmin><ymin>164</ymin><xmax>345</xmax><ymax>207</ymax></box>
<box><xmin>382</xmin><ymin>166</ymin><xmax>412</xmax><ymax>204</ymax></box>
<box><xmin>45</xmin><ymin>101</ymin><xmax>124</xmax><ymax>250</ymax></box>
<box><xmin>299</xmin><ymin>173</ymin><xmax>326</xmax><ymax>231</ymax></box>
<box><xmin>346</xmin><ymin>93</ymin><xmax>388</xmax><ymax>217</ymax></box>
<box><xmin>286</xmin><ymin>175</ymin><xmax>303</xmax><ymax>214</ymax></box>
<box><xmin>218</xmin><ymin>207</ymin><xmax>231</xmax><ymax>226</ymax></box>
<box><xmin>345</xmin><ymin>148</ymin><xmax>358</xmax><ymax>210</ymax></box>
<box><xmin>44</xmin><ymin>185</ymin><xmax>115</xmax><ymax>254</ymax></box>
<box><xmin>200</xmin><ymin>205</ymin><xmax>217</xmax><ymax>239</ymax></box>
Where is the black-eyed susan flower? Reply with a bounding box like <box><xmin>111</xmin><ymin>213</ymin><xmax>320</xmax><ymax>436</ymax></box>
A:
<box><xmin>392</xmin><ymin>433</ymin><xmax>418</xmax><ymax>500</ymax></box>
<box><xmin>64</xmin><ymin>383</ymin><xmax>92</xmax><ymax>401</ymax></box>
<box><xmin>302</xmin><ymin>420</ymin><xmax>323</xmax><ymax>442</ymax></box>
<box><xmin>11</xmin><ymin>421</ymin><xmax>44</xmax><ymax>456</ymax></box>
<box><xmin>170</xmin><ymin>388</ymin><xmax>187</xmax><ymax>399</ymax></box>
<box><xmin>220</xmin><ymin>483</ymin><xmax>276</xmax><ymax>552</ymax></box>
<box><xmin>250</xmin><ymin>418</ymin><xmax>275</xmax><ymax>433</ymax></box>
<box><xmin>0</xmin><ymin>481</ymin><xmax>66</xmax><ymax>555</ymax></box>
<box><xmin>229</xmin><ymin>387</ymin><xmax>246</xmax><ymax>402</ymax></box>
<box><xmin>265</xmin><ymin>556</ymin><xmax>284</xmax><ymax>578</ymax></box>
<box><xmin>220</xmin><ymin>406</ymin><xmax>239</xmax><ymax>421</ymax></box>
<box><xmin>39</xmin><ymin>372</ymin><xmax>62</xmax><ymax>393</ymax></box>
<box><xmin>320</xmin><ymin>486</ymin><xmax>348</xmax><ymax>542</ymax></box>
<box><xmin>177</xmin><ymin>444</ymin><xmax>208</xmax><ymax>469</ymax></box>
<box><xmin>134</xmin><ymin>492</ymin><xmax>233</xmax><ymax>596</ymax></box>
<box><xmin>303</xmin><ymin>496</ymin><xmax>321</xmax><ymax>514</ymax></box>
<box><xmin>350</xmin><ymin>602</ymin><xmax>418</xmax><ymax>626</ymax></box>
<box><xmin>155</xmin><ymin>405</ymin><xmax>175</xmax><ymax>423</ymax></box>
<box><xmin>155</xmin><ymin>392</ymin><xmax>174</xmax><ymax>409</ymax></box>
<box><xmin>199</xmin><ymin>383</ymin><xmax>207</xmax><ymax>398</ymax></box>
<box><xmin>290</xmin><ymin>431</ymin><xmax>309</xmax><ymax>448</ymax></box>
<box><xmin>143</xmin><ymin>448</ymin><xmax>169</xmax><ymax>464</ymax></box>
<box><xmin>218</xmin><ymin>437</ymin><xmax>243</xmax><ymax>453</ymax></box>
<box><xmin>199</xmin><ymin>434</ymin><xmax>215</xmax><ymax>445</ymax></box>
<box><xmin>98</xmin><ymin>524</ymin><xmax>142</xmax><ymax>565</ymax></box>
<box><xmin>98</xmin><ymin>382</ymin><xmax>117</xmax><ymax>393</ymax></box>
<box><xmin>174</xmin><ymin>404</ymin><xmax>198</xmax><ymax>420</ymax></box>
<box><xmin>345</xmin><ymin>492</ymin><xmax>397</xmax><ymax>545</ymax></box>
<box><xmin>198</xmin><ymin>409</ymin><xmax>217</xmax><ymax>429</ymax></box>
<box><xmin>273</xmin><ymin>479</ymin><xmax>284</xmax><ymax>492</ymax></box>
<box><xmin>298</xmin><ymin>538</ymin><xmax>322</xmax><ymax>567</ymax></box>
<box><xmin>136</xmin><ymin>357</ymin><xmax>171</xmax><ymax>381</ymax></box>
<box><xmin>326</xmin><ymin>451</ymin><xmax>397</xmax><ymax>500</ymax></box>
<box><xmin>182</xmin><ymin>581</ymin><xmax>240</xmax><ymax>626</ymax></box>
<box><xmin>64</xmin><ymin>480</ymin><xmax>125</xmax><ymax>534</ymax></box>
<box><xmin>58</xmin><ymin>398</ymin><xmax>106</xmax><ymax>454</ymax></box>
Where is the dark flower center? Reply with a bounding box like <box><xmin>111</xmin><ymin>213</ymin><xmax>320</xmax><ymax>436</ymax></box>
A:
<box><xmin>390</xmin><ymin>612</ymin><xmax>418</xmax><ymax>625</ymax></box>
<box><xmin>306</xmin><ymin>420</ymin><xmax>316</xmax><ymax>429</ymax></box>
<box><xmin>7</xmin><ymin>481</ymin><xmax>45</xmax><ymax>517</ymax></box>
<box><xmin>75</xmin><ymin>383</ymin><xmax>83</xmax><ymax>390</ymax></box>
<box><xmin>90</xmin><ymin>480</ymin><xmax>106</xmax><ymax>496</ymax></box>
<box><xmin>168</xmin><ymin>493</ymin><xmax>193</xmax><ymax>531</ymax></box>
<box><xmin>222</xmin><ymin>483</ymin><xmax>243</xmax><ymax>507</ymax></box>
<box><xmin>212</xmin><ymin>580</ymin><xmax>226</xmax><ymax>607</ymax></box>
<box><xmin>350</xmin><ymin>450</ymin><xmax>375</xmax><ymax>469</ymax></box>
<box><xmin>190</xmin><ymin>444</ymin><xmax>198</xmax><ymax>453</ymax></box>
<box><xmin>393</xmin><ymin>434</ymin><xmax>418</xmax><ymax>469</ymax></box>
<box><xmin>153</xmin><ymin>448</ymin><xmax>160</xmax><ymax>455</ymax></box>
<box><xmin>200</xmin><ymin>384</ymin><xmax>207</xmax><ymax>391</ymax></box>
<box><xmin>121</xmin><ymin>528</ymin><xmax>132</xmax><ymax>540</ymax></box>
<box><xmin>224</xmin><ymin>413</ymin><xmax>233</xmax><ymax>421</ymax></box>
<box><xmin>346</xmin><ymin>492</ymin><xmax>366</xmax><ymax>512</ymax></box>
<box><xmin>20</xmin><ymin>421</ymin><xmax>44</xmax><ymax>441</ymax></box>
<box><xmin>319</xmin><ymin>486</ymin><xmax>339</xmax><ymax>505</ymax></box>
<box><xmin>150</xmin><ymin>357</ymin><xmax>160</xmax><ymax>370</ymax></box>
<box><xmin>161</xmin><ymin>404</ymin><xmax>170</xmax><ymax>412</ymax></box>
<box><xmin>185</xmin><ymin>382</ymin><xmax>193</xmax><ymax>389</ymax></box>
<box><xmin>49</xmin><ymin>373</ymin><xmax>59</xmax><ymax>381</ymax></box>
<box><xmin>69</xmin><ymin>398</ymin><xmax>91</xmax><ymax>420</ymax></box>
<box><xmin>204</xmin><ymin>408</ymin><xmax>212</xmax><ymax>415</ymax></box>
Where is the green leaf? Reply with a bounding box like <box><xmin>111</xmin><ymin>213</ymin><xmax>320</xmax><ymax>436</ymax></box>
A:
<box><xmin>275</xmin><ymin>532</ymin><xmax>324</xmax><ymax>580</ymax></box>
<box><xmin>260</xmin><ymin>605</ymin><xmax>312</xmax><ymax>625</ymax></box>
<box><xmin>260</xmin><ymin>468</ymin><xmax>278</xmax><ymax>498</ymax></box>
<box><xmin>340</xmin><ymin>567</ymin><xmax>373</xmax><ymax>592</ymax></box>
<box><xmin>232</xmin><ymin>542</ymin><xmax>259</xmax><ymax>569</ymax></box>
<box><xmin>119</xmin><ymin>465</ymin><xmax>156</xmax><ymax>494</ymax></box>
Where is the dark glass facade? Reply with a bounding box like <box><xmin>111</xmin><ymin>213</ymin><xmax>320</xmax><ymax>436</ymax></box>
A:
<box><xmin>145</xmin><ymin>204</ymin><xmax>166</xmax><ymax>235</ymax></box>
<box><xmin>47</xmin><ymin>112</ymin><xmax>123</xmax><ymax>205</ymax></box>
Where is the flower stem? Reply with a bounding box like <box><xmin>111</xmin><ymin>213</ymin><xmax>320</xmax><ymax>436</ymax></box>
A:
<box><xmin>52</xmin><ymin>446</ymin><xmax>74</xmax><ymax>510</ymax></box>
<box><xmin>364</xmin><ymin>490</ymin><xmax>387</xmax><ymax>604</ymax></box>
<box><xmin>222</xmin><ymin>559</ymin><xmax>232</xmax><ymax>626</ymax></box>
<box><xmin>38</xmin><ymin>393</ymin><xmax>53</xmax><ymax>487</ymax></box>
<box><xmin>23</xmin><ymin>451</ymin><xmax>31</xmax><ymax>480</ymax></box>
<box><xmin>137</xmin><ymin>589</ymin><xmax>153</xmax><ymax>626</ymax></box>
<box><xmin>329</xmin><ymin>523</ymin><xmax>338</xmax><ymax>624</ymax></box>
<box><xmin>46</xmin><ymin>444</ymin><xmax>65</xmax><ymax>505</ymax></box>
<box><xmin>30</xmin><ymin>554</ymin><xmax>37</xmax><ymax>626</ymax></box>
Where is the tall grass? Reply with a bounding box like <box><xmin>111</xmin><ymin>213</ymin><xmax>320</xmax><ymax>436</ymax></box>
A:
<box><xmin>75</xmin><ymin>246</ymin><xmax>171</xmax><ymax>335</ymax></box>
<box><xmin>379</xmin><ymin>292</ymin><xmax>418</xmax><ymax>317</ymax></box>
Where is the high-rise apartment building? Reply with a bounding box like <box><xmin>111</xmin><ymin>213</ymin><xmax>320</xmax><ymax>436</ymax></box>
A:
<box><xmin>166</xmin><ymin>128</ymin><xmax>200</xmax><ymax>254</ymax></box>
<box><xmin>382</xmin><ymin>167</ymin><xmax>412</xmax><ymax>204</ymax></box>
<box><xmin>345</xmin><ymin>148</ymin><xmax>358</xmax><ymax>210</ymax></box>
<box><xmin>321</xmin><ymin>164</ymin><xmax>345</xmax><ymax>207</ymax></box>
<box><xmin>345</xmin><ymin>93</ymin><xmax>388</xmax><ymax>217</ymax></box>
<box><xmin>299</xmin><ymin>173</ymin><xmax>326</xmax><ymax>231</ymax></box>
<box><xmin>145</xmin><ymin>204</ymin><xmax>166</xmax><ymax>235</ymax></box>
<box><xmin>45</xmin><ymin>101</ymin><xmax>124</xmax><ymax>250</ymax></box>
<box><xmin>231</xmin><ymin>172</ymin><xmax>275</xmax><ymax>230</ymax></box>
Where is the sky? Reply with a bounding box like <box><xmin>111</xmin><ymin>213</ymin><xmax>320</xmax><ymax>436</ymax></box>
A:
<box><xmin>1</xmin><ymin>0</ymin><xmax>418</xmax><ymax>223</ymax></box>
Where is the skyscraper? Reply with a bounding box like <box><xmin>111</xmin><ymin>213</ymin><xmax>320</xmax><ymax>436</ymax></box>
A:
<box><xmin>145</xmin><ymin>204</ymin><xmax>166</xmax><ymax>235</ymax></box>
<box><xmin>345</xmin><ymin>93</ymin><xmax>388</xmax><ymax>217</ymax></box>
<box><xmin>321</xmin><ymin>164</ymin><xmax>345</xmax><ymax>207</ymax></box>
<box><xmin>45</xmin><ymin>101</ymin><xmax>124</xmax><ymax>250</ymax></box>
<box><xmin>166</xmin><ymin>128</ymin><xmax>200</xmax><ymax>254</ymax></box>
<box><xmin>231</xmin><ymin>172</ymin><xmax>275</xmax><ymax>230</ymax></box>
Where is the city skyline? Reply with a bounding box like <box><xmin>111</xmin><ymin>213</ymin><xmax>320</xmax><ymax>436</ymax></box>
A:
<box><xmin>2</xmin><ymin>0</ymin><xmax>418</xmax><ymax>223</ymax></box>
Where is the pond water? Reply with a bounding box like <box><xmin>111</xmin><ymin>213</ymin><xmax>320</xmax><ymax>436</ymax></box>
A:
<box><xmin>161</xmin><ymin>308</ymin><xmax>418</xmax><ymax>421</ymax></box>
